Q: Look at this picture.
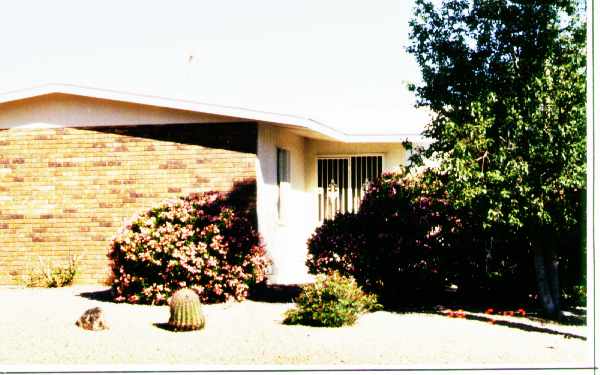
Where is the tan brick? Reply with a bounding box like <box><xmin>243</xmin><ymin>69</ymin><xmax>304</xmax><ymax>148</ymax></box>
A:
<box><xmin>0</xmin><ymin>123</ymin><xmax>257</xmax><ymax>285</ymax></box>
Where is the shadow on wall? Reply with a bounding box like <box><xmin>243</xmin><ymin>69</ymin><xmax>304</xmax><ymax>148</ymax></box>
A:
<box><xmin>80</xmin><ymin>178</ymin><xmax>259</xmax><ymax>303</ymax></box>
<box><xmin>197</xmin><ymin>178</ymin><xmax>258</xmax><ymax>227</ymax></box>
<box><xmin>91</xmin><ymin>123</ymin><xmax>258</xmax><ymax>154</ymax></box>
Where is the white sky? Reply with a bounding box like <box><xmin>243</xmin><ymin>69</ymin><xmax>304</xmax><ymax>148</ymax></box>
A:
<box><xmin>0</xmin><ymin>0</ymin><xmax>430</xmax><ymax>135</ymax></box>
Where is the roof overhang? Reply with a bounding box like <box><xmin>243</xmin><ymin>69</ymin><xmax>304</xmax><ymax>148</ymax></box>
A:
<box><xmin>0</xmin><ymin>83</ymin><xmax>427</xmax><ymax>144</ymax></box>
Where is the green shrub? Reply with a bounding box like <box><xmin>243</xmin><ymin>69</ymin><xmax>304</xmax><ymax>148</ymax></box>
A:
<box><xmin>283</xmin><ymin>272</ymin><xmax>381</xmax><ymax>327</ymax></box>
<box><xmin>108</xmin><ymin>185</ymin><xmax>271</xmax><ymax>305</ymax></box>
<box><xmin>25</xmin><ymin>254</ymin><xmax>80</xmax><ymax>288</ymax></box>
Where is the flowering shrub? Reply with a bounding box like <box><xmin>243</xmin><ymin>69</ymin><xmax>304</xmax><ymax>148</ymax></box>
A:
<box><xmin>307</xmin><ymin>171</ymin><xmax>455</xmax><ymax>304</ymax></box>
<box><xmin>306</xmin><ymin>213</ymin><xmax>367</xmax><ymax>277</ymax></box>
<box><xmin>307</xmin><ymin>170</ymin><xmax>538</xmax><ymax>306</ymax></box>
<box><xmin>283</xmin><ymin>272</ymin><xmax>381</xmax><ymax>327</ymax></box>
<box><xmin>108</xmin><ymin>186</ymin><xmax>271</xmax><ymax>305</ymax></box>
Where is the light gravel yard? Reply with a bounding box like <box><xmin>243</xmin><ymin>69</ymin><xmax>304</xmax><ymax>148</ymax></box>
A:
<box><xmin>0</xmin><ymin>286</ymin><xmax>592</xmax><ymax>368</ymax></box>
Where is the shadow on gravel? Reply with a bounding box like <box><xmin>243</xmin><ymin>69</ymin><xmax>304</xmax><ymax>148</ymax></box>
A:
<box><xmin>528</xmin><ymin>308</ymin><xmax>587</xmax><ymax>326</ymax></box>
<box><xmin>248</xmin><ymin>284</ymin><xmax>304</xmax><ymax>303</ymax></box>
<box><xmin>430</xmin><ymin>311</ymin><xmax>586</xmax><ymax>340</ymax></box>
<box><xmin>78</xmin><ymin>288</ymin><xmax>115</xmax><ymax>303</ymax></box>
<box><xmin>153</xmin><ymin>323</ymin><xmax>204</xmax><ymax>332</ymax></box>
<box><xmin>380</xmin><ymin>299</ymin><xmax>586</xmax><ymax>340</ymax></box>
<box><xmin>153</xmin><ymin>323</ymin><xmax>174</xmax><ymax>332</ymax></box>
<box><xmin>77</xmin><ymin>283</ymin><xmax>305</xmax><ymax>305</ymax></box>
<box><xmin>77</xmin><ymin>284</ymin><xmax>305</xmax><ymax>305</ymax></box>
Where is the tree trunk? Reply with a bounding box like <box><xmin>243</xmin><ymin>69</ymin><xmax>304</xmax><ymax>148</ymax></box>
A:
<box><xmin>547</xmin><ymin>246</ymin><xmax>561</xmax><ymax>314</ymax></box>
<box><xmin>533</xmin><ymin>240</ymin><xmax>562</xmax><ymax>318</ymax></box>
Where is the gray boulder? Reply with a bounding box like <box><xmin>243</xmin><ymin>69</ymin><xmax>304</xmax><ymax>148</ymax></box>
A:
<box><xmin>75</xmin><ymin>307</ymin><xmax>109</xmax><ymax>331</ymax></box>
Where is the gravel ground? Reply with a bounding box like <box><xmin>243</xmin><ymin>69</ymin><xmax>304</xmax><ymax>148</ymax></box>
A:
<box><xmin>0</xmin><ymin>285</ymin><xmax>592</xmax><ymax>367</ymax></box>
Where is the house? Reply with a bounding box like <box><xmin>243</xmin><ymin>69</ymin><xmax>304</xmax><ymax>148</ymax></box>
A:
<box><xmin>0</xmin><ymin>84</ymin><xmax>425</xmax><ymax>285</ymax></box>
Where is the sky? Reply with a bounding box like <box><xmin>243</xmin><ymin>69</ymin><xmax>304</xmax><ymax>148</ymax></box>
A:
<box><xmin>0</xmin><ymin>0</ymin><xmax>431</xmax><ymax>135</ymax></box>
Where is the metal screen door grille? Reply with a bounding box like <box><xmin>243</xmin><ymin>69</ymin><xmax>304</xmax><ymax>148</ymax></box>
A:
<box><xmin>317</xmin><ymin>156</ymin><xmax>382</xmax><ymax>221</ymax></box>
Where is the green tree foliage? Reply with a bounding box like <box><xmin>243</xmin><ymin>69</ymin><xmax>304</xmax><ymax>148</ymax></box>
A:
<box><xmin>408</xmin><ymin>0</ymin><xmax>586</xmax><ymax>316</ymax></box>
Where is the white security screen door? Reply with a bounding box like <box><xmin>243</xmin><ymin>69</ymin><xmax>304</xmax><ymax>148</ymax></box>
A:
<box><xmin>317</xmin><ymin>155</ymin><xmax>383</xmax><ymax>221</ymax></box>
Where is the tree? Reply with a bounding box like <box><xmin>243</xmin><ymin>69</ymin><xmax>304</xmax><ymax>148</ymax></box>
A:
<box><xmin>407</xmin><ymin>0</ymin><xmax>586</xmax><ymax>317</ymax></box>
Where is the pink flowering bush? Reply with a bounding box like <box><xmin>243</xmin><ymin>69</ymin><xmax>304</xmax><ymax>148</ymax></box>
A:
<box><xmin>108</xmin><ymin>185</ymin><xmax>271</xmax><ymax>305</ymax></box>
<box><xmin>307</xmin><ymin>170</ymin><xmax>536</xmax><ymax>306</ymax></box>
<box><xmin>307</xmin><ymin>170</ymin><xmax>462</xmax><ymax>305</ymax></box>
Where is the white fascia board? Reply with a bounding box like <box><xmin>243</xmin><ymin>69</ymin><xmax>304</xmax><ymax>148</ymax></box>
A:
<box><xmin>0</xmin><ymin>83</ymin><xmax>313</xmax><ymax>125</ymax></box>
<box><xmin>340</xmin><ymin>133</ymin><xmax>430</xmax><ymax>144</ymax></box>
<box><xmin>0</xmin><ymin>83</ymin><xmax>428</xmax><ymax>143</ymax></box>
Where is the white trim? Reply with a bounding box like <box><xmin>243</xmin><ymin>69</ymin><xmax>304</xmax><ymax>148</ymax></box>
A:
<box><xmin>12</xmin><ymin>123</ymin><xmax>62</xmax><ymax>129</ymax></box>
<box><xmin>315</xmin><ymin>153</ymin><xmax>386</xmax><ymax>159</ymax></box>
<box><xmin>0</xmin><ymin>83</ymin><xmax>426</xmax><ymax>143</ymax></box>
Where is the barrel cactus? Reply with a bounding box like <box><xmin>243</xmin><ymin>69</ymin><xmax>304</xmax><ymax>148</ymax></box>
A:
<box><xmin>168</xmin><ymin>288</ymin><xmax>205</xmax><ymax>331</ymax></box>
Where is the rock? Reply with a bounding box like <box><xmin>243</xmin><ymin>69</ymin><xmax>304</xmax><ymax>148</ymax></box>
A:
<box><xmin>75</xmin><ymin>307</ymin><xmax>109</xmax><ymax>331</ymax></box>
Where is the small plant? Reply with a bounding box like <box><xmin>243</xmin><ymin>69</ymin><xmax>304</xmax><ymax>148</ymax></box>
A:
<box><xmin>283</xmin><ymin>272</ymin><xmax>381</xmax><ymax>327</ymax></box>
<box><xmin>24</xmin><ymin>254</ymin><xmax>80</xmax><ymax>288</ymax></box>
<box><xmin>168</xmin><ymin>288</ymin><xmax>205</xmax><ymax>331</ymax></box>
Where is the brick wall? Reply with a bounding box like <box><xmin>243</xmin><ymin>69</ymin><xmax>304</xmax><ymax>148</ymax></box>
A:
<box><xmin>0</xmin><ymin>123</ymin><xmax>257</xmax><ymax>285</ymax></box>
